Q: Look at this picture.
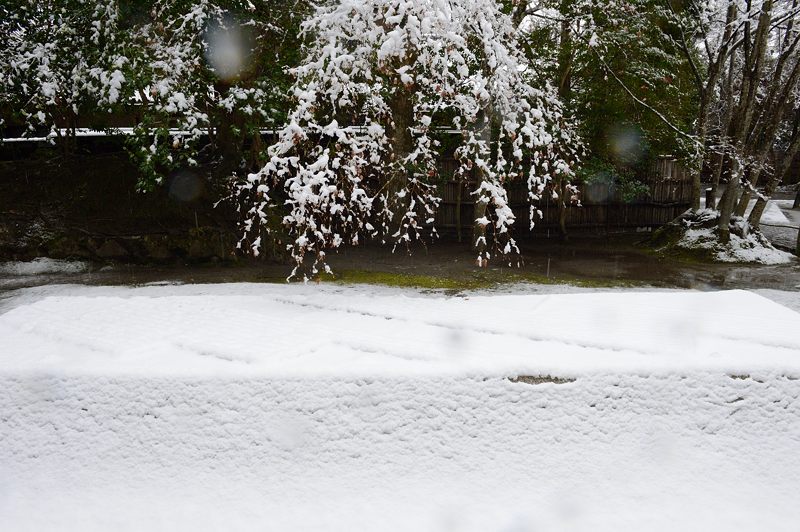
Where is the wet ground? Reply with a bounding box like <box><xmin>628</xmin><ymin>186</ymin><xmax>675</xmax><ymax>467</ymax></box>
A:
<box><xmin>2</xmin><ymin>233</ymin><xmax>799</xmax><ymax>294</ymax></box>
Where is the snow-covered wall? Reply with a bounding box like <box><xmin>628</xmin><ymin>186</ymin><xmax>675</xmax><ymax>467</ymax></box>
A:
<box><xmin>1</xmin><ymin>284</ymin><xmax>799</xmax><ymax>531</ymax></box>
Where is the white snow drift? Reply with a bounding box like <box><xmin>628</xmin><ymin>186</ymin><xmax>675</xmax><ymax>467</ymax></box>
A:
<box><xmin>1</xmin><ymin>284</ymin><xmax>799</xmax><ymax>532</ymax></box>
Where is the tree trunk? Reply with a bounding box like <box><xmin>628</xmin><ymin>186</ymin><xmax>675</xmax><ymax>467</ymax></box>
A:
<box><xmin>511</xmin><ymin>0</ymin><xmax>529</xmax><ymax>27</ymax></box>
<box><xmin>553</xmin><ymin>2</ymin><xmax>572</xmax><ymax>238</ymax></box>
<box><xmin>389</xmin><ymin>89</ymin><xmax>414</xmax><ymax>166</ymax></box>
<box><xmin>388</xmin><ymin>85</ymin><xmax>414</xmax><ymax>227</ymax></box>
<box><xmin>473</xmin><ymin>197</ymin><xmax>488</xmax><ymax>263</ymax></box>
<box><xmin>796</xmin><ymin>219</ymin><xmax>800</xmax><ymax>256</ymax></box>
<box><xmin>709</xmin><ymin>49</ymin><xmax>738</xmax><ymax>211</ymax></box>
<box><xmin>691</xmin><ymin>166</ymin><xmax>703</xmax><ymax>211</ymax></box>
<box><xmin>211</xmin><ymin>82</ymin><xmax>246</xmax><ymax>181</ymax></box>
<box><xmin>557</xmin><ymin>202</ymin><xmax>568</xmax><ymax>239</ymax></box>
<box><xmin>455</xmin><ymin>182</ymin><xmax>463</xmax><ymax>243</ymax></box>
<box><xmin>213</xmin><ymin>110</ymin><xmax>244</xmax><ymax>180</ymax></box>
<box><xmin>734</xmin><ymin>190</ymin><xmax>749</xmax><ymax>218</ymax></box>
<box><xmin>557</xmin><ymin>180</ymin><xmax>568</xmax><ymax>240</ymax></box>
<box><xmin>747</xmin><ymin>183</ymin><xmax>772</xmax><ymax>230</ymax></box>
<box><xmin>389</xmin><ymin>88</ymin><xmax>414</xmax><ymax>176</ymax></box>
<box><xmin>687</xmin><ymin>1</ymin><xmax>738</xmax><ymax>212</ymax></box>
<box><xmin>733</xmin><ymin>164</ymin><xmax>756</xmax><ymax>218</ymax></box>
<box><xmin>691</xmin><ymin>111</ymin><xmax>707</xmax><ymax>211</ymax></box>
<box><xmin>708</xmin><ymin>151</ymin><xmax>725</xmax><ymax>209</ymax></box>
<box><xmin>556</xmin><ymin>7</ymin><xmax>573</xmax><ymax>104</ymax></box>
<box><xmin>717</xmin><ymin>160</ymin><xmax>741</xmax><ymax>243</ymax></box>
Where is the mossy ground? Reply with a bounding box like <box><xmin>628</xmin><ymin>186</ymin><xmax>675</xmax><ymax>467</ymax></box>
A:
<box><xmin>326</xmin><ymin>268</ymin><xmax>640</xmax><ymax>292</ymax></box>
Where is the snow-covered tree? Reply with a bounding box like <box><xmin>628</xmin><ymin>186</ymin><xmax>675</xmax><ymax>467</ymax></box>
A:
<box><xmin>0</xmin><ymin>1</ymin><xmax>127</xmax><ymax>147</ymax></box>
<box><xmin>664</xmin><ymin>0</ymin><xmax>800</xmax><ymax>241</ymax></box>
<box><xmin>513</xmin><ymin>0</ymin><xmax>697</xmax><ymax>234</ymax></box>
<box><xmin>117</xmin><ymin>0</ymin><xmax>311</xmax><ymax>190</ymax></box>
<box><xmin>236</xmin><ymin>0</ymin><xmax>581</xmax><ymax>278</ymax></box>
<box><xmin>0</xmin><ymin>1</ymin><xmax>310</xmax><ymax>191</ymax></box>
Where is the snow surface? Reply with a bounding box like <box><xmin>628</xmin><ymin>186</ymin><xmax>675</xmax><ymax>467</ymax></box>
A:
<box><xmin>1</xmin><ymin>283</ymin><xmax>800</xmax><ymax>531</ymax></box>
<box><xmin>1</xmin><ymin>283</ymin><xmax>799</xmax><ymax>377</ymax></box>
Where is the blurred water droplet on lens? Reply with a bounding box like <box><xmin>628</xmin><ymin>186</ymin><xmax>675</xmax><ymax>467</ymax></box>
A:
<box><xmin>445</xmin><ymin>327</ymin><xmax>465</xmax><ymax>354</ymax></box>
<box><xmin>585</xmin><ymin>181</ymin><xmax>610</xmax><ymax>203</ymax></box>
<box><xmin>169</xmin><ymin>170</ymin><xmax>204</xmax><ymax>202</ymax></box>
<box><xmin>608</xmin><ymin>124</ymin><xmax>644</xmax><ymax>164</ymax></box>
<box><xmin>203</xmin><ymin>15</ymin><xmax>253</xmax><ymax>82</ymax></box>
<box><xmin>669</xmin><ymin>315</ymin><xmax>700</xmax><ymax>350</ymax></box>
<box><xmin>650</xmin><ymin>429</ymin><xmax>676</xmax><ymax>464</ymax></box>
<box><xmin>553</xmin><ymin>494</ymin><xmax>582</xmax><ymax>523</ymax></box>
<box><xmin>500</xmin><ymin>514</ymin><xmax>537</xmax><ymax>532</ymax></box>
<box><xmin>267</xmin><ymin>414</ymin><xmax>310</xmax><ymax>451</ymax></box>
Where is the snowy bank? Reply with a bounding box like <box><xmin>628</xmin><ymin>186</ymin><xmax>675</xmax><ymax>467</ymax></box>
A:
<box><xmin>0</xmin><ymin>257</ymin><xmax>89</xmax><ymax>275</ymax></box>
<box><xmin>1</xmin><ymin>283</ymin><xmax>799</xmax><ymax>377</ymax></box>
<box><xmin>653</xmin><ymin>208</ymin><xmax>796</xmax><ymax>264</ymax></box>
<box><xmin>679</xmin><ymin>225</ymin><xmax>795</xmax><ymax>264</ymax></box>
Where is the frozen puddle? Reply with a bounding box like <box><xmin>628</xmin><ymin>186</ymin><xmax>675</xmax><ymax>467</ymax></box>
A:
<box><xmin>1</xmin><ymin>284</ymin><xmax>799</xmax><ymax>531</ymax></box>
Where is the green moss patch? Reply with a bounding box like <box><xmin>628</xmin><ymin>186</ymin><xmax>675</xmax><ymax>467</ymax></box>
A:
<box><xmin>327</xmin><ymin>268</ymin><xmax>641</xmax><ymax>291</ymax></box>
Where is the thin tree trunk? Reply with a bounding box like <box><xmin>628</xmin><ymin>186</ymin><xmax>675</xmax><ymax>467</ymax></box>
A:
<box><xmin>557</xmin><ymin>5</ymin><xmax>573</xmax><ymax>104</ymax></box>
<box><xmin>747</xmin><ymin>174</ymin><xmax>776</xmax><ymax>230</ymax></box>
<box><xmin>473</xmin><ymin>196</ymin><xmax>488</xmax><ymax>262</ymax></box>
<box><xmin>717</xmin><ymin>160</ymin><xmax>741</xmax><ymax>242</ymax></box>
<box><xmin>213</xmin><ymin>110</ymin><xmax>244</xmax><ymax>180</ymax></box>
<box><xmin>388</xmin><ymin>85</ymin><xmax>414</xmax><ymax>225</ymax></box>
<box><xmin>471</xmin><ymin>110</ymin><xmax>495</xmax><ymax>255</ymax></box>
<box><xmin>796</xmin><ymin>218</ymin><xmax>800</xmax><ymax>255</ymax></box>
<box><xmin>455</xmin><ymin>182</ymin><xmax>462</xmax><ymax>243</ymax></box>
<box><xmin>556</xmin><ymin>179</ymin><xmax>568</xmax><ymax>240</ymax></box>
<box><xmin>734</xmin><ymin>171</ymin><xmax>756</xmax><ymax>218</ymax></box>
<box><xmin>389</xmin><ymin>89</ymin><xmax>413</xmax><ymax>175</ymax></box>
<box><xmin>511</xmin><ymin>0</ymin><xmax>529</xmax><ymax>27</ymax></box>
<box><xmin>709</xmin><ymin>151</ymin><xmax>726</xmax><ymax>209</ymax></box>
<box><xmin>553</xmin><ymin>0</ymin><xmax>573</xmax><ymax>238</ymax></box>
<box><xmin>710</xmin><ymin>49</ymin><xmax>738</xmax><ymax>211</ymax></box>
<box><xmin>691</xmin><ymin>113</ymin><xmax>706</xmax><ymax>211</ymax></box>
<box><xmin>210</xmin><ymin>80</ymin><xmax>248</xmax><ymax>181</ymax></box>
